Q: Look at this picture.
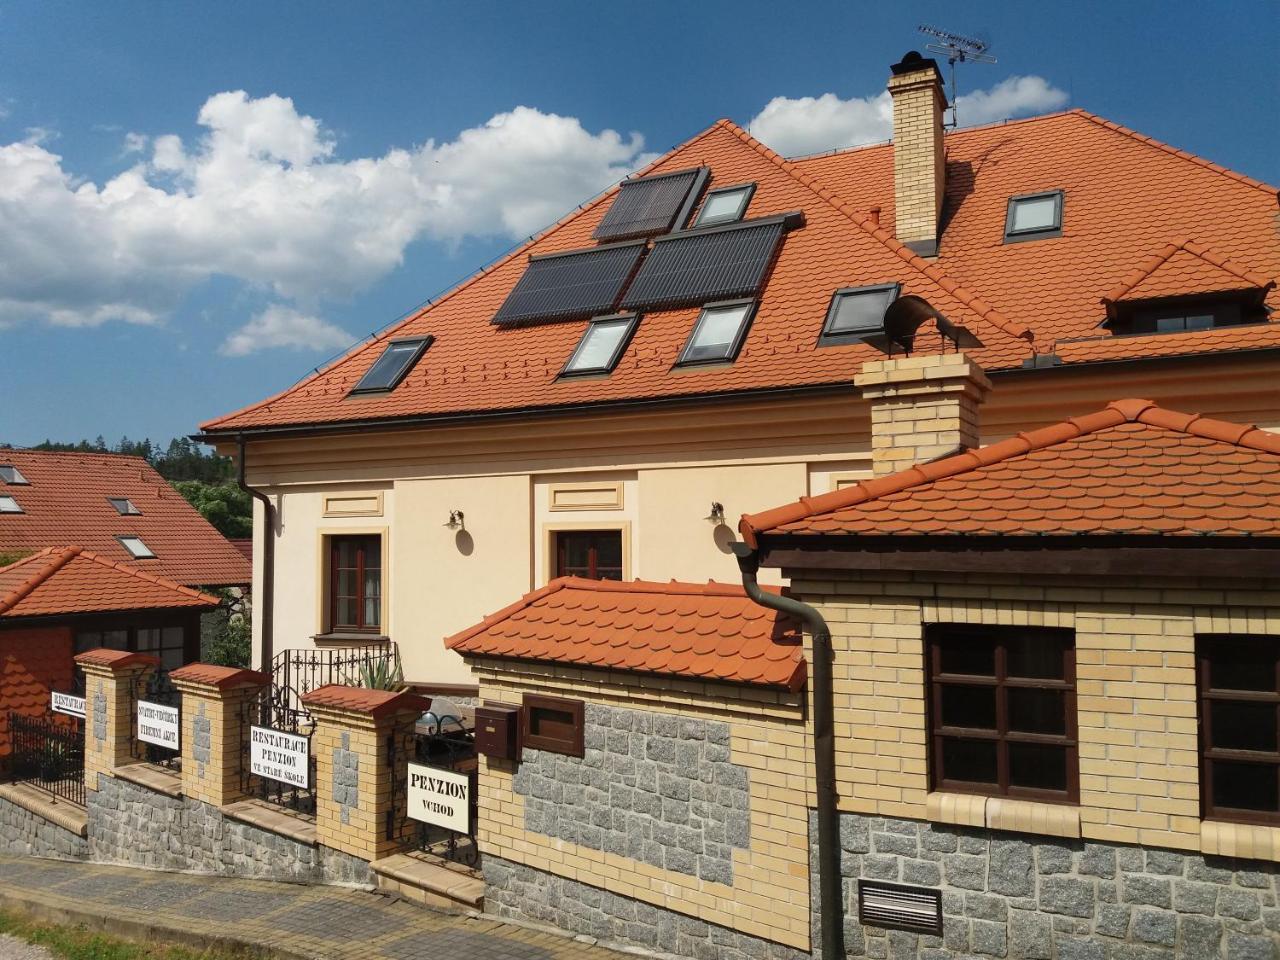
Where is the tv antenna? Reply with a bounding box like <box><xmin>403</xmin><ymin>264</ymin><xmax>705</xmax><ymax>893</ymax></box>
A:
<box><xmin>918</xmin><ymin>24</ymin><xmax>997</xmax><ymax>128</ymax></box>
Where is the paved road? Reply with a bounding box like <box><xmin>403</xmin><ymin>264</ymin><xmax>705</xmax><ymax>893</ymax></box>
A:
<box><xmin>0</xmin><ymin>855</ymin><xmax>628</xmax><ymax>960</ymax></box>
<box><xmin>0</xmin><ymin>935</ymin><xmax>54</xmax><ymax>960</ymax></box>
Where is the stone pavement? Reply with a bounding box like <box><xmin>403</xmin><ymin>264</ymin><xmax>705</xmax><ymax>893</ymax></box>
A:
<box><xmin>0</xmin><ymin>855</ymin><xmax>633</xmax><ymax>960</ymax></box>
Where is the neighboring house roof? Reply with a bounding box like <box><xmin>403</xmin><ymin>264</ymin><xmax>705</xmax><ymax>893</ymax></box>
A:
<box><xmin>0</xmin><ymin>546</ymin><xmax>222</xmax><ymax>619</ymax></box>
<box><xmin>201</xmin><ymin>109</ymin><xmax>1279</xmax><ymax>437</ymax></box>
<box><xmin>0</xmin><ymin>449</ymin><xmax>250</xmax><ymax>587</ymax></box>
<box><xmin>446</xmin><ymin>577</ymin><xmax>806</xmax><ymax>691</ymax></box>
<box><xmin>228</xmin><ymin>538</ymin><xmax>253</xmax><ymax>562</ymax></box>
<box><xmin>739</xmin><ymin>399</ymin><xmax>1280</xmax><ymax>543</ymax></box>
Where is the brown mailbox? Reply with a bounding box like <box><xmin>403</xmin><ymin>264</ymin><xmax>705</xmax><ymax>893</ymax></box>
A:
<box><xmin>475</xmin><ymin>702</ymin><xmax>522</xmax><ymax>760</ymax></box>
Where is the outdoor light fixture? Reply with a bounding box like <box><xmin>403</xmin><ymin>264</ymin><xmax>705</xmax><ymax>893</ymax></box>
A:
<box><xmin>444</xmin><ymin>510</ymin><xmax>465</xmax><ymax>530</ymax></box>
<box><xmin>705</xmin><ymin>501</ymin><xmax>725</xmax><ymax>524</ymax></box>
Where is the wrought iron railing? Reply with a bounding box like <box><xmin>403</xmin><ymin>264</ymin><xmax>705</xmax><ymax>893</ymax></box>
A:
<box><xmin>8</xmin><ymin>712</ymin><xmax>85</xmax><ymax>807</ymax></box>
<box><xmin>270</xmin><ymin>643</ymin><xmax>397</xmax><ymax>720</ymax></box>
<box><xmin>131</xmin><ymin>667</ymin><xmax>181</xmax><ymax>770</ymax></box>
<box><xmin>239</xmin><ymin>686</ymin><xmax>316</xmax><ymax>815</ymax></box>
<box><xmin>389</xmin><ymin>706</ymin><xmax>478</xmax><ymax>867</ymax></box>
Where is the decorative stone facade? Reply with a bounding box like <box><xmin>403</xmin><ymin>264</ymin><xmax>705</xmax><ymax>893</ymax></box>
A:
<box><xmin>0</xmin><ymin>794</ymin><xmax>87</xmax><ymax>861</ymax></box>
<box><xmin>511</xmin><ymin>704</ymin><xmax>750</xmax><ymax>885</ymax></box>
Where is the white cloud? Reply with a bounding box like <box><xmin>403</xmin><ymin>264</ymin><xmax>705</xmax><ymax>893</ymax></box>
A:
<box><xmin>219</xmin><ymin>304</ymin><xmax>353</xmax><ymax>357</ymax></box>
<box><xmin>749</xmin><ymin>75</ymin><xmax>1069</xmax><ymax>157</ymax></box>
<box><xmin>0</xmin><ymin>92</ymin><xmax>654</xmax><ymax>332</ymax></box>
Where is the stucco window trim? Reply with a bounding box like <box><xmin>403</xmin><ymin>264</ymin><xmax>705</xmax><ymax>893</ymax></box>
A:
<box><xmin>322</xmin><ymin>492</ymin><xmax>385</xmax><ymax>518</ymax></box>
<box><xmin>540</xmin><ymin>521</ymin><xmax>632</xmax><ymax>586</ymax></box>
<box><xmin>316</xmin><ymin>525</ymin><xmax>390</xmax><ymax>638</ymax></box>
<box><xmin>547</xmin><ymin>480</ymin><xmax>625</xmax><ymax>512</ymax></box>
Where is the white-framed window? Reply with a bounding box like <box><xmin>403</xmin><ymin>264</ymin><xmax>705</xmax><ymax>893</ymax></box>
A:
<box><xmin>118</xmin><ymin>536</ymin><xmax>156</xmax><ymax>559</ymax></box>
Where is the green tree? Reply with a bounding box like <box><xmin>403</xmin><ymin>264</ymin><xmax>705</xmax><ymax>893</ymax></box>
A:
<box><xmin>171</xmin><ymin>481</ymin><xmax>252</xmax><ymax>539</ymax></box>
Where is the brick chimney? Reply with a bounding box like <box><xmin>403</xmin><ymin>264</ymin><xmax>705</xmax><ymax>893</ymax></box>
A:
<box><xmin>888</xmin><ymin>51</ymin><xmax>948</xmax><ymax>257</ymax></box>
<box><xmin>854</xmin><ymin>354</ymin><xmax>991</xmax><ymax>476</ymax></box>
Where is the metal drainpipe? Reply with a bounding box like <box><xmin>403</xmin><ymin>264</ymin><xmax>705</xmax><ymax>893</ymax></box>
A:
<box><xmin>236</xmin><ymin>436</ymin><xmax>275</xmax><ymax>674</ymax></box>
<box><xmin>731</xmin><ymin>541</ymin><xmax>843</xmax><ymax>960</ymax></box>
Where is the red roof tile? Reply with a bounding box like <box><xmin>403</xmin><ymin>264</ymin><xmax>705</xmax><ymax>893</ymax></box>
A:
<box><xmin>168</xmin><ymin>664</ymin><xmax>269</xmax><ymax>689</ymax></box>
<box><xmin>200</xmin><ymin>109</ymin><xmax>1279</xmax><ymax>436</ymax></box>
<box><xmin>0</xmin><ymin>449</ymin><xmax>250</xmax><ymax>587</ymax></box>
<box><xmin>1101</xmin><ymin>239</ymin><xmax>1275</xmax><ymax>306</ymax></box>
<box><xmin>73</xmin><ymin>649</ymin><xmax>160</xmax><ymax>670</ymax></box>
<box><xmin>446</xmin><ymin>577</ymin><xmax>806</xmax><ymax>691</ymax></box>
<box><xmin>740</xmin><ymin>399</ymin><xmax>1280</xmax><ymax>543</ymax></box>
<box><xmin>0</xmin><ymin>547</ymin><xmax>221</xmax><ymax>619</ymax></box>
<box><xmin>300</xmin><ymin>684</ymin><xmax>428</xmax><ymax>720</ymax></box>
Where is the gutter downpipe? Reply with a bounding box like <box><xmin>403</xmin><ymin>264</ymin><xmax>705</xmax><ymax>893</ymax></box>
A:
<box><xmin>236</xmin><ymin>436</ymin><xmax>275</xmax><ymax>674</ymax></box>
<box><xmin>731</xmin><ymin>541</ymin><xmax>843</xmax><ymax>959</ymax></box>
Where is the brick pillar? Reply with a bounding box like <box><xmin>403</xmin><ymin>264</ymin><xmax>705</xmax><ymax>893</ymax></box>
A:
<box><xmin>74</xmin><ymin>650</ymin><xmax>158</xmax><ymax>791</ymax></box>
<box><xmin>888</xmin><ymin>51</ymin><xmax>948</xmax><ymax>257</ymax></box>
<box><xmin>301</xmin><ymin>685</ymin><xmax>428</xmax><ymax>863</ymax></box>
<box><xmin>169</xmin><ymin>663</ymin><xmax>270</xmax><ymax>807</ymax></box>
<box><xmin>855</xmin><ymin>353</ymin><xmax>992</xmax><ymax>476</ymax></box>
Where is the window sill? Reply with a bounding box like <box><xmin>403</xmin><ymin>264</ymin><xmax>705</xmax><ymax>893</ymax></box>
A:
<box><xmin>1201</xmin><ymin>820</ymin><xmax>1280</xmax><ymax>863</ymax></box>
<box><xmin>927</xmin><ymin>792</ymin><xmax>1081</xmax><ymax>839</ymax></box>
<box><xmin>312</xmin><ymin>632</ymin><xmax>390</xmax><ymax>646</ymax></box>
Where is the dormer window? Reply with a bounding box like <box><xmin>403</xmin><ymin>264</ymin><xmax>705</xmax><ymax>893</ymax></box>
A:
<box><xmin>1004</xmin><ymin>190</ymin><xmax>1063</xmax><ymax>242</ymax></box>
<box><xmin>108</xmin><ymin>497</ymin><xmax>142</xmax><ymax>515</ymax></box>
<box><xmin>677</xmin><ymin>300</ymin><xmax>756</xmax><ymax>366</ymax></box>
<box><xmin>561</xmin><ymin>314</ymin><xmax>639</xmax><ymax>377</ymax></box>
<box><xmin>118</xmin><ymin>536</ymin><xmax>156</xmax><ymax>559</ymax></box>
<box><xmin>819</xmin><ymin>284</ymin><xmax>900</xmax><ymax>346</ymax></box>
<box><xmin>349</xmin><ymin>336</ymin><xmax>433</xmax><ymax>395</ymax></box>
<box><xmin>1106</xmin><ymin>296</ymin><xmax>1254</xmax><ymax>336</ymax></box>
<box><xmin>693</xmin><ymin>184</ymin><xmax>755</xmax><ymax>228</ymax></box>
<box><xmin>0</xmin><ymin>465</ymin><xmax>28</xmax><ymax>485</ymax></box>
<box><xmin>0</xmin><ymin>496</ymin><xmax>22</xmax><ymax>514</ymax></box>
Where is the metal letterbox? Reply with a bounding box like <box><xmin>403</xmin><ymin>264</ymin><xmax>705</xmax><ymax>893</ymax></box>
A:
<box><xmin>475</xmin><ymin>703</ymin><xmax>521</xmax><ymax>760</ymax></box>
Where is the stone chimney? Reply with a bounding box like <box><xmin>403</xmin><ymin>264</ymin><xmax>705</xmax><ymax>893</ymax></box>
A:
<box><xmin>888</xmin><ymin>51</ymin><xmax>948</xmax><ymax>257</ymax></box>
<box><xmin>854</xmin><ymin>353</ymin><xmax>991</xmax><ymax>476</ymax></box>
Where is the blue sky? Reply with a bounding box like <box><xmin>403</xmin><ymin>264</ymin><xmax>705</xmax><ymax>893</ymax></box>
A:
<box><xmin>1</xmin><ymin>0</ymin><xmax>1276</xmax><ymax>447</ymax></box>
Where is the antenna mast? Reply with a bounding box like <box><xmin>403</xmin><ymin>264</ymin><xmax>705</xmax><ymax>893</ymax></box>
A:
<box><xmin>918</xmin><ymin>24</ymin><xmax>997</xmax><ymax>128</ymax></box>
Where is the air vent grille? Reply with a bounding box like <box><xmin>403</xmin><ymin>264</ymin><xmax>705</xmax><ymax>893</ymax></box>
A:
<box><xmin>857</xmin><ymin>880</ymin><xmax>943</xmax><ymax>935</ymax></box>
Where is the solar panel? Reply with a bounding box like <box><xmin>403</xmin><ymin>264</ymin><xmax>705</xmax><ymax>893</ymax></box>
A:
<box><xmin>493</xmin><ymin>240</ymin><xmax>646</xmax><ymax>326</ymax></box>
<box><xmin>593</xmin><ymin>167</ymin><xmax>709</xmax><ymax>241</ymax></box>
<box><xmin>620</xmin><ymin>214</ymin><xmax>798</xmax><ymax>311</ymax></box>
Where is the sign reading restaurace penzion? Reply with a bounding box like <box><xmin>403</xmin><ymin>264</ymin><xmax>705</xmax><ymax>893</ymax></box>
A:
<box><xmin>51</xmin><ymin>691</ymin><xmax>86</xmax><ymax>719</ymax></box>
<box><xmin>250</xmin><ymin>726</ymin><xmax>310</xmax><ymax>788</ymax></box>
<box><xmin>407</xmin><ymin>762</ymin><xmax>470</xmax><ymax>834</ymax></box>
<box><xmin>137</xmin><ymin>700</ymin><xmax>180</xmax><ymax>750</ymax></box>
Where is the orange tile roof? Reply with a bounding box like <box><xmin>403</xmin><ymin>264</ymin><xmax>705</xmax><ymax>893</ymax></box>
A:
<box><xmin>200</xmin><ymin>109</ymin><xmax>1279</xmax><ymax>436</ymax></box>
<box><xmin>1102</xmin><ymin>239</ymin><xmax>1275</xmax><ymax>306</ymax></box>
<box><xmin>300</xmin><ymin>684</ymin><xmax>429</xmax><ymax>720</ymax></box>
<box><xmin>169</xmin><ymin>663</ymin><xmax>269</xmax><ymax>689</ymax></box>
<box><xmin>446</xmin><ymin>577</ymin><xmax>805</xmax><ymax>691</ymax></box>
<box><xmin>73</xmin><ymin>649</ymin><xmax>160</xmax><ymax>670</ymax></box>
<box><xmin>740</xmin><ymin>399</ymin><xmax>1280</xmax><ymax>543</ymax></box>
<box><xmin>0</xmin><ymin>546</ymin><xmax>221</xmax><ymax>619</ymax></box>
<box><xmin>0</xmin><ymin>449</ymin><xmax>250</xmax><ymax>587</ymax></box>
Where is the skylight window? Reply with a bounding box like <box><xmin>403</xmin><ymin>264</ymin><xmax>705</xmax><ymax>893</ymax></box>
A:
<box><xmin>561</xmin><ymin>314</ymin><xmax>639</xmax><ymax>377</ymax></box>
<box><xmin>108</xmin><ymin>497</ymin><xmax>142</xmax><ymax>516</ymax></box>
<box><xmin>0</xmin><ymin>465</ymin><xmax>28</xmax><ymax>485</ymax></box>
<box><xmin>1004</xmin><ymin>191</ymin><xmax>1063</xmax><ymax>242</ymax></box>
<box><xmin>677</xmin><ymin>300</ymin><xmax>756</xmax><ymax>366</ymax></box>
<box><xmin>118</xmin><ymin>536</ymin><xmax>156</xmax><ymax>559</ymax></box>
<box><xmin>693</xmin><ymin>183</ymin><xmax>755</xmax><ymax>228</ymax></box>
<box><xmin>819</xmin><ymin>283</ymin><xmax>901</xmax><ymax>346</ymax></box>
<box><xmin>349</xmin><ymin>336</ymin><xmax>433</xmax><ymax>395</ymax></box>
<box><xmin>0</xmin><ymin>496</ymin><xmax>22</xmax><ymax>514</ymax></box>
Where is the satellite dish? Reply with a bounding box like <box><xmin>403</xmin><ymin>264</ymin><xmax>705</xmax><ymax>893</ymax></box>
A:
<box><xmin>879</xmin><ymin>295</ymin><xmax>983</xmax><ymax>356</ymax></box>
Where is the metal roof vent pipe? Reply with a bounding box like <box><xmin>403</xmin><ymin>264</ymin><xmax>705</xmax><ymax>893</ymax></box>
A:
<box><xmin>889</xmin><ymin>51</ymin><xmax>948</xmax><ymax>257</ymax></box>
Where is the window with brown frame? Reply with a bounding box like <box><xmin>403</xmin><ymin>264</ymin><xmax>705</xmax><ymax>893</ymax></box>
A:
<box><xmin>522</xmin><ymin>694</ymin><xmax>584</xmax><ymax>757</ymax></box>
<box><xmin>1196</xmin><ymin>634</ymin><xmax>1280</xmax><ymax>825</ymax></box>
<box><xmin>328</xmin><ymin>535</ymin><xmax>382</xmax><ymax>632</ymax></box>
<box><xmin>926</xmin><ymin>624</ymin><xmax>1078</xmax><ymax>802</ymax></box>
<box><xmin>554</xmin><ymin>530</ymin><xmax>623</xmax><ymax>581</ymax></box>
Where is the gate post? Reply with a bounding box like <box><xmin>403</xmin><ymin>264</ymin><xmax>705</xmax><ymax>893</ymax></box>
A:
<box><xmin>74</xmin><ymin>650</ymin><xmax>158</xmax><ymax>791</ymax></box>
<box><xmin>169</xmin><ymin>664</ymin><xmax>270</xmax><ymax>807</ymax></box>
<box><xmin>301</xmin><ymin>685</ymin><xmax>428</xmax><ymax>863</ymax></box>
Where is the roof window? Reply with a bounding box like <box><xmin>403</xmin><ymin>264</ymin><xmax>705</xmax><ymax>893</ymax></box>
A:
<box><xmin>693</xmin><ymin>183</ymin><xmax>756</xmax><ymax>228</ymax></box>
<box><xmin>819</xmin><ymin>283</ymin><xmax>901</xmax><ymax>346</ymax></box>
<box><xmin>677</xmin><ymin>300</ymin><xmax>756</xmax><ymax>366</ymax></box>
<box><xmin>493</xmin><ymin>241</ymin><xmax>646</xmax><ymax>327</ymax></box>
<box><xmin>349</xmin><ymin>336</ymin><xmax>433</xmax><ymax>395</ymax></box>
<box><xmin>1004</xmin><ymin>190</ymin><xmax>1063</xmax><ymax>242</ymax></box>
<box><xmin>108</xmin><ymin>497</ymin><xmax>142</xmax><ymax>516</ymax></box>
<box><xmin>593</xmin><ymin>167</ymin><xmax>709</xmax><ymax>241</ymax></box>
<box><xmin>118</xmin><ymin>536</ymin><xmax>156</xmax><ymax>559</ymax></box>
<box><xmin>1106</xmin><ymin>296</ymin><xmax>1255</xmax><ymax>336</ymax></box>
<box><xmin>0</xmin><ymin>465</ymin><xmax>28</xmax><ymax>485</ymax></box>
<box><xmin>561</xmin><ymin>314</ymin><xmax>639</xmax><ymax>377</ymax></box>
<box><xmin>0</xmin><ymin>495</ymin><xmax>22</xmax><ymax>514</ymax></box>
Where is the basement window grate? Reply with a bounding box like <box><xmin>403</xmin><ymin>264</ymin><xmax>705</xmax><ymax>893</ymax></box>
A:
<box><xmin>858</xmin><ymin>880</ymin><xmax>943</xmax><ymax>935</ymax></box>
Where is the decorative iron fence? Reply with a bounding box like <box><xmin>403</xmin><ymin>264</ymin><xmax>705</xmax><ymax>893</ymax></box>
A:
<box><xmin>270</xmin><ymin>643</ymin><xmax>397</xmax><ymax>721</ymax></box>
<box><xmin>8</xmin><ymin>712</ymin><xmax>85</xmax><ymax>806</ymax></box>
<box><xmin>239</xmin><ymin>686</ymin><xmax>316</xmax><ymax>815</ymax></box>
<box><xmin>132</xmin><ymin>668</ymin><xmax>181</xmax><ymax>769</ymax></box>
<box><xmin>390</xmin><ymin>703</ymin><xmax>478</xmax><ymax>866</ymax></box>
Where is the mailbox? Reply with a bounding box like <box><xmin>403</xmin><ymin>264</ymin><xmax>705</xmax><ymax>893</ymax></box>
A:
<box><xmin>475</xmin><ymin>702</ymin><xmax>522</xmax><ymax>760</ymax></box>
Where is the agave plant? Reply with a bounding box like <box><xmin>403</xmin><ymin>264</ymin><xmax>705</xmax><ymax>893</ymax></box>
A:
<box><xmin>349</xmin><ymin>650</ymin><xmax>406</xmax><ymax>692</ymax></box>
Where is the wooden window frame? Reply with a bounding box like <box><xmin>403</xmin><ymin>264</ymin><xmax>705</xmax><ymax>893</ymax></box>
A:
<box><xmin>522</xmin><ymin>694</ymin><xmax>584</xmax><ymax>757</ymax></box>
<box><xmin>553</xmin><ymin>528</ymin><xmax>625</xmax><ymax>581</ymax></box>
<box><xmin>1196</xmin><ymin>633</ymin><xmax>1280</xmax><ymax>826</ymax></box>
<box><xmin>926</xmin><ymin>624</ymin><xmax>1079</xmax><ymax>804</ymax></box>
<box><xmin>328</xmin><ymin>533</ymin><xmax>383</xmax><ymax>633</ymax></box>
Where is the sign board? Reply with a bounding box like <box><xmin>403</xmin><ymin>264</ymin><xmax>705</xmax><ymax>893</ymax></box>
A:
<box><xmin>51</xmin><ymin>692</ymin><xmax>86</xmax><ymax>719</ymax></box>
<box><xmin>137</xmin><ymin>700</ymin><xmax>180</xmax><ymax>750</ymax></box>
<box><xmin>407</xmin><ymin>762</ymin><xmax>471</xmax><ymax>834</ymax></box>
<box><xmin>250</xmin><ymin>726</ymin><xmax>310</xmax><ymax>788</ymax></box>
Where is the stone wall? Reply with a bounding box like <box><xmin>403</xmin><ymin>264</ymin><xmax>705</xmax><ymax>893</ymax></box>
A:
<box><xmin>87</xmin><ymin>775</ymin><xmax>370</xmax><ymax>885</ymax></box>
<box><xmin>0</xmin><ymin>794</ymin><xmax>87</xmax><ymax>861</ymax></box>
<box><xmin>834</xmin><ymin>811</ymin><xmax>1280</xmax><ymax>960</ymax></box>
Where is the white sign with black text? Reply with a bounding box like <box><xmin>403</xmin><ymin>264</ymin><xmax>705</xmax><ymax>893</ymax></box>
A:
<box><xmin>250</xmin><ymin>726</ymin><xmax>310</xmax><ymax>788</ymax></box>
<box><xmin>137</xmin><ymin>700</ymin><xmax>180</xmax><ymax>750</ymax></box>
<box><xmin>406</xmin><ymin>763</ymin><xmax>471</xmax><ymax>834</ymax></box>
<box><xmin>50</xmin><ymin>692</ymin><xmax>86</xmax><ymax>719</ymax></box>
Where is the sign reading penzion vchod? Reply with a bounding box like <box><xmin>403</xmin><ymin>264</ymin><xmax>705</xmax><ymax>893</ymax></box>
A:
<box><xmin>407</xmin><ymin>763</ymin><xmax>470</xmax><ymax>834</ymax></box>
<box><xmin>250</xmin><ymin>726</ymin><xmax>310</xmax><ymax>788</ymax></box>
<box><xmin>51</xmin><ymin>692</ymin><xmax>86</xmax><ymax>719</ymax></box>
<box><xmin>137</xmin><ymin>700</ymin><xmax>180</xmax><ymax>749</ymax></box>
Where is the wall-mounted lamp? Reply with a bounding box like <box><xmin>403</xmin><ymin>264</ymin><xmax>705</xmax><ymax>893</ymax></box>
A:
<box><xmin>444</xmin><ymin>509</ymin><xmax>465</xmax><ymax>530</ymax></box>
<box><xmin>704</xmin><ymin>501</ymin><xmax>725</xmax><ymax>524</ymax></box>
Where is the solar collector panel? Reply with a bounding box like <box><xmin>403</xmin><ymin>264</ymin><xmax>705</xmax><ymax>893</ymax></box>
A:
<box><xmin>592</xmin><ymin>167</ymin><xmax>708</xmax><ymax>241</ymax></box>
<box><xmin>492</xmin><ymin>240</ymin><xmax>647</xmax><ymax>326</ymax></box>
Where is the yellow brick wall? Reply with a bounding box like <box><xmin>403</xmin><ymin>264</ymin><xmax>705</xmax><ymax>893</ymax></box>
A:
<box><xmin>81</xmin><ymin>663</ymin><xmax>151</xmax><ymax>792</ymax></box>
<box><xmin>174</xmin><ymin>682</ymin><xmax>262</xmax><ymax>808</ymax></box>
<box><xmin>791</xmin><ymin>570</ymin><xmax>1280</xmax><ymax>856</ymax></box>
<box><xmin>471</xmin><ymin>659</ymin><xmax>813</xmax><ymax>951</ymax></box>
<box><xmin>888</xmin><ymin>71</ymin><xmax>945</xmax><ymax>249</ymax></box>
